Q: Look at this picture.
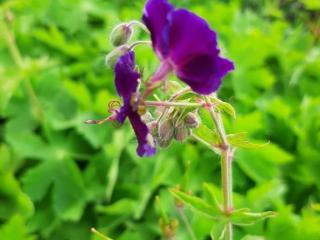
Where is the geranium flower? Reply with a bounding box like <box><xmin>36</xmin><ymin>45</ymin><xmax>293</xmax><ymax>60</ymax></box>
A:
<box><xmin>115</xmin><ymin>51</ymin><xmax>156</xmax><ymax>157</ymax></box>
<box><xmin>143</xmin><ymin>0</ymin><xmax>234</xmax><ymax>95</ymax></box>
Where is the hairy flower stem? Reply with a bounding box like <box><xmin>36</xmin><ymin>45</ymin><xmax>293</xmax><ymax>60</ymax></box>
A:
<box><xmin>205</xmin><ymin>97</ymin><xmax>234</xmax><ymax>240</ymax></box>
<box><xmin>145</xmin><ymin>100</ymin><xmax>202</xmax><ymax>108</ymax></box>
<box><xmin>0</xmin><ymin>13</ymin><xmax>43</xmax><ymax>121</ymax></box>
<box><xmin>129</xmin><ymin>40</ymin><xmax>151</xmax><ymax>50</ymax></box>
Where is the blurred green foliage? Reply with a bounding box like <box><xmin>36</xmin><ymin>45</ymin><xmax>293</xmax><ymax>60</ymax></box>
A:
<box><xmin>0</xmin><ymin>0</ymin><xmax>319</xmax><ymax>239</ymax></box>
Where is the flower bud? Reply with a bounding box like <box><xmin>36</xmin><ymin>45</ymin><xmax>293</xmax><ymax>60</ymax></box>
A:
<box><xmin>105</xmin><ymin>45</ymin><xmax>129</xmax><ymax>69</ymax></box>
<box><xmin>147</xmin><ymin>120</ymin><xmax>158</xmax><ymax>137</ymax></box>
<box><xmin>174</xmin><ymin>123</ymin><xmax>190</xmax><ymax>142</ymax></box>
<box><xmin>110</xmin><ymin>23</ymin><xmax>133</xmax><ymax>47</ymax></box>
<box><xmin>184</xmin><ymin>112</ymin><xmax>200</xmax><ymax>129</ymax></box>
<box><xmin>142</xmin><ymin>112</ymin><xmax>154</xmax><ymax>123</ymax></box>
<box><xmin>158</xmin><ymin>119</ymin><xmax>174</xmax><ymax>148</ymax></box>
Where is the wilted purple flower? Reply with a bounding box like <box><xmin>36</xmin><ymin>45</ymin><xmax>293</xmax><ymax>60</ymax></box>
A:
<box><xmin>115</xmin><ymin>51</ymin><xmax>156</xmax><ymax>157</ymax></box>
<box><xmin>143</xmin><ymin>0</ymin><xmax>234</xmax><ymax>95</ymax></box>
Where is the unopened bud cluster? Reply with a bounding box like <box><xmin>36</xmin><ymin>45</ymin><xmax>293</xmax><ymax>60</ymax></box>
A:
<box><xmin>156</xmin><ymin>112</ymin><xmax>200</xmax><ymax>148</ymax></box>
<box><xmin>142</xmin><ymin>111</ymin><xmax>200</xmax><ymax>149</ymax></box>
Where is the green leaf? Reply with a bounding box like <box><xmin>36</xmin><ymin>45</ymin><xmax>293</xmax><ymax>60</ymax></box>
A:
<box><xmin>241</xmin><ymin>235</ymin><xmax>265</xmax><ymax>240</ymax></box>
<box><xmin>170</xmin><ymin>189</ymin><xmax>222</xmax><ymax>219</ymax></box>
<box><xmin>228</xmin><ymin>132</ymin><xmax>269</xmax><ymax>149</ymax></box>
<box><xmin>96</xmin><ymin>199</ymin><xmax>136</xmax><ymax>216</ymax></box>
<box><xmin>6</xmin><ymin>131</ymin><xmax>52</xmax><ymax>160</ymax></box>
<box><xmin>230</xmin><ymin>208</ymin><xmax>276</xmax><ymax>226</ymax></box>
<box><xmin>0</xmin><ymin>73</ymin><xmax>20</xmax><ymax>114</ymax></box>
<box><xmin>75</xmin><ymin>113</ymin><xmax>110</xmax><ymax>149</ymax></box>
<box><xmin>52</xmin><ymin>159</ymin><xmax>87</xmax><ymax>221</ymax></box>
<box><xmin>192</xmin><ymin>124</ymin><xmax>219</xmax><ymax>147</ymax></box>
<box><xmin>210</xmin><ymin>97</ymin><xmax>236</xmax><ymax>119</ymax></box>
<box><xmin>105</xmin><ymin>130</ymin><xmax>131</xmax><ymax>201</ymax></box>
<box><xmin>236</xmin><ymin>142</ymin><xmax>294</xmax><ymax>183</ymax></box>
<box><xmin>210</xmin><ymin>221</ymin><xmax>226</xmax><ymax>240</ymax></box>
<box><xmin>301</xmin><ymin>0</ymin><xmax>320</xmax><ymax>10</ymax></box>
<box><xmin>22</xmin><ymin>161</ymin><xmax>55</xmax><ymax>201</ymax></box>
<box><xmin>202</xmin><ymin>182</ymin><xmax>222</xmax><ymax>211</ymax></box>
<box><xmin>0</xmin><ymin>215</ymin><xmax>35</xmax><ymax>240</ymax></box>
<box><xmin>64</xmin><ymin>79</ymin><xmax>92</xmax><ymax>110</ymax></box>
<box><xmin>0</xmin><ymin>144</ymin><xmax>11</xmax><ymax>171</ymax></box>
<box><xmin>0</xmin><ymin>171</ymin><xmax>34</xmax><ymax>220</ymax></box>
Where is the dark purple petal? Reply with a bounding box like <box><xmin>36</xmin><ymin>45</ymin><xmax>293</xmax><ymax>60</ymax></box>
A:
<box><xmin>143</xmin><ymin>1</ymin><xmax>234</xmax><ymax>94</ymax></box>
<box><xmin>113</xmin><ymin>51</ymin><xmax>156</xmax><ymax>157</ymax></box>
<box><xmin>142</xmin><ymin>0</ymin><xmax>174</xmax><ymax>58</ymax></box>
<box><xmin>114</xmin><ymin>51</ymin><xmax>140</xmax><ymax>100</ymax></box>
<box><xmin>176</xmin><ymin>55</ymin><xmax>234</xmax><ymax>94</ymax></box>
<box><xmin>167</xmin><ymin>9</ymin><xmax>219</xmax><ymax>66</ymax></box>
<box><xmin>116</xmin><ymin>104</ymin><xmax>130</xmax><ymax>124</ymax></box>
<box><xmin>128</xmin><ymin>111</ymin><xmax>157</xmax><ymax>157</ymax></box>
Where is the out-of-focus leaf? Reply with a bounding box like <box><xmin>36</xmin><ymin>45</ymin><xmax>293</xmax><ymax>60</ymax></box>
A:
<box><xmin>96</xmin><ymin>199</ymin><xmax>136</xmax><ymax>216</ymax></box>
<box><xmin>301</xmin><ymin>0</ymin><xmax>320</xmax><ymax>10</ymax></box>
<box><xmin>209</xmin><ymin>97</ymin><xmax>236</xmax><ymax>119</ymax></box>
<box><xmin>202</xmin><ymin>182</ymin><xmax>222</xmax><ymax>211</ymax></box>
<box><xmin>241</xmin><ymin>235</ymin><xmax>265</xmax><ymax>240</ymax></box>
<box><xmin>0</xmin><ymin>172</ymin><xmax>34</xmax><ymax>220</ymax></box>
<box><xmin>235</xmin><ymin>142</ymin><xmax>294</xmax><ymax>183</ymax></box>
<box><xmin>170</xmin><ymin>189</ymin><xmax>222</xmax><ymax>219</ymax></box>
<box><xmin>228</xmin><ymin>132</ymin><xmax>269</xmax><ymax>149</ymax></box>
<box><xmin>52</xmin><ymin>158</ymin><xmax>86</xmax><ymax>221</ymax></box>
<box><xmin>210</xmin><ymin>221</ymin><xmax>226</xmax><ymax>240</ymax></box>
<box><xmin>192</xmin><ymin>124</ymin><xmax>219</xmax><ymax>146</ymax></box>
<box><xmin>230</xmin><ymin>208</ymin><xmax>276</xmax><ymax>226</ymax></box>
<box><xmin>0</xmin><ymin>74</ymin><xmax>20</xmax><ymax>114</ymax></box>
<box><xmin>22</xmin><ymin>161</ymin><xmax>54</xmax><ymax>201</ymax></box>
<box><xmin>64</xmin><ymin>79</ymin><xmax>92</xmax><ymax>110</ymax></box>
<box><xmin>104</xmin><ymin>130</ymin><xmax>130</xmax><ymax>201</ymax></box>
<box><xmin>0</xmin><ymin>215</ymin><xmax>35</xmax><ymax>240</ymax></box>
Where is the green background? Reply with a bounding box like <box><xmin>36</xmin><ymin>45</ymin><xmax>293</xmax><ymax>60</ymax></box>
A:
<box><xmin>0</xmin><ymin>0</ymin><xmax>319</xmax><ymax>239</ymax></box>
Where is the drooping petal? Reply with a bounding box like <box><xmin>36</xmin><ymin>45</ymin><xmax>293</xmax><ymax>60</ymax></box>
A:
<box><xmin>142</xmin><ymin>0</ymin><xmax>234</xmax><ymax>94</ymax></box>
<box><xmin>128</xmin><ymin>111</ymin><xmax>157</xmax><ymax>157</ymax></box>
<box><xmin>176</xmin><ymin>54</ymin><xmax>235</xmax><ymax>94</ymax></box>
<box><xmin>167</xmin><ymin>9</ymin><xmax>219</xmax><ymax>65</ymax></box>
<box><xmin>142</xmin><ymin>0</ymin><xmax>174</xmax><ymax>58</ymax></box>
<box><xmin>114</xmin><ymin>51</ymin><xmax>140</xmax><ymax>100</ymax></box>
<box><xmin>113</xmin><ymin>51</ymin><xmax>157</xmax><ymax>157</ymax></box>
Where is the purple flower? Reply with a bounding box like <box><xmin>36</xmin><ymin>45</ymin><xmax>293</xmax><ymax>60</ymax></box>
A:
<box><xmin>143</xmin><ymin>0</ymin><xmax>234</xmax><ymax>95</ymax></box>
<box><xmin>115</xmin><ymin>51</ymin><xmax>156</xmax><ymax>157</ymax></box>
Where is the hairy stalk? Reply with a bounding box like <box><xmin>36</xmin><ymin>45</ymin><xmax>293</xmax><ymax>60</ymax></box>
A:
<box><xmin>0</xmin><ymin>13</ymin><xmax>43</xmax><ymax>121</ymax></box>
<box><xmin>128</xmin><ymin>20</ymin><xmax>150</xmax><ymax>33</ymax></box>
<box><xmin>156</xmin><ymin>87</ymin><xmax>191</xmax><ymax>123</ymax></box>
<box><xmin>129</xmin><ymin>40</ymin><xmax>151</xmax><ymax>50</ymax></box>
<box><xmin>145</xmin><ymin>100</ymin><xmax>202</xmax><ymax>108</ymax></box>
<box><xmin>176</xmin><ymin>207</ymin><xmax>197</xmax><ymax>240</ymax></box>
<box><xmin>205</xmin><ymin>97</ymin><xmax>233</xmax><ymax>240</ymax></box>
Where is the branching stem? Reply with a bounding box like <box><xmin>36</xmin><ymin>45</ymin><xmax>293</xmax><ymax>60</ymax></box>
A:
<box><xmin>204</xmin><ymin>96</ymin><xmax>234</xmax><ymax>240</ymax></box>
<box><xmin>145</xmin><ymin>100</ymin><xmax>202</xmax><ymax>108</ymax></box>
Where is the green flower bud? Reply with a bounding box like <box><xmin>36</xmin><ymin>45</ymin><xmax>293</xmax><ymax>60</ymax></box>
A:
<box><xmin>158</xmin><ymin>119</ymin><xmax>174</xmax><ymax>148</ymax></box>
<box><xmin>147</xmin><ymin>120</ymin><xmax>158</xmax><ymax>137</ymax></box>
<box><xmin>184</xmin><ymin>112</ymin><xmax>200</xmax><ymax>129</ymax></box>
<box><xmin>104</xmin><ymin>45</ymin><xmax>129</xmax><ymax>69</ymax></box>
<box><xmin>174</xmin><ymin>123</ymin><xmax>191</xmax><ymax>142</ymax></box>
<box><xmin>110</xmin><ymin>23</ymin><xmax>133</xmax><ymax>47</ymax></box>
<box><xmin>142</xmin><ymin>112</ymin><xmax>154</xmax><ymax>123</ymax></box>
